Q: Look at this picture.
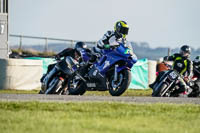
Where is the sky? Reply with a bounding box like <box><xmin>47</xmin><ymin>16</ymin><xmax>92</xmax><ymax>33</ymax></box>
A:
<box><xmin>9</xmin><ymin>0</ymin><xmax>200</xmax><ymax>48</ymax></box>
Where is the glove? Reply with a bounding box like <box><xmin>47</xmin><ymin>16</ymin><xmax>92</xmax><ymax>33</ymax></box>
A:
<box><xmin>184</xmin><ymin>77</ymin><xmax>189</xmax><ymax>82</ymax></box>
<box><xmin>163</xmin><ymin>56</ymin><xmax>169</xmax><ymax>61</ymax></box>
<box><xmin>103</xmin><ymin>44</ymin><xmax>110</xmax><ymax>49</ymax></box>
<box><xmin>55</xmin><ymin>55</ymin><xmax>60</xmax><ymax>60</ymax></box>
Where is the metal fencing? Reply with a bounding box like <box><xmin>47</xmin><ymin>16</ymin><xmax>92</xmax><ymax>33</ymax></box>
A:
<box><xmin>9</xmin><ymin>34</ymin><xmax>97</xmax><ymax>53</ymax></box>
<box><xmin>0</xmin><ymin>0</ymin><xmax>8</xmax><ymax>58</ymax></box>
<box><xmin>9</xmin><ymin>34</ymin><xmax>177</xmax><ymax>59</ymax></box>
<box><xmin>0</xmin><ymin>0</ymin><xmax>8</xmax><ymax>13</ymax></box>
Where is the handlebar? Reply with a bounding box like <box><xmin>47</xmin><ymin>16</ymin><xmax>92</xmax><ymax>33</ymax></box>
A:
<box><xmin>110</xmin><ymin>44</ymin><xmax>120</xmax><ymax>49</ymax></box>
<box><xmin>162</xmin><ymin>61</ymin><xmax>172</xmax><ymax>69</ymax></box>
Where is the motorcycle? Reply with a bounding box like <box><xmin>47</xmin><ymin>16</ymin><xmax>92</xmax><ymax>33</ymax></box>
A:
<box><xmin>39</xmin><ymin>56</ymin><xmax>78</xmax><ymax>94</ymax></box>
<box><xmin>188</xmin><ymin>67</ymin><xmax>200</xmax><ymax>97</ymax></box>
<box><xmin>68</xmin><ymin>42</ymin><xmax>137</xmax><ymax>96</ymax></box>
<box><xmin>151</xmin><ymin>69</ymin><xmax>182</xmax><ymax>97</ymax></box>
<box><xmin>152</xmin><ymin>62</ymin><xmax>200</xmax><ymax>97</ymax></box>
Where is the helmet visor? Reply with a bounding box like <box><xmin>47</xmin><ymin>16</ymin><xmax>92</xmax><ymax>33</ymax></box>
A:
<box><xmin>83</xmin><ymin>44</ymin><xmax>87</xmax><ymax>49</ymax></box>
<box><xmin>181</xmin><ymin>51</ymin><xmax>190</xmax><ymax>58</ymax></box>
<box><xmin>119</xmin><ymin>27</ymin><xmax>129</xmax><ymax>35</ymax></box>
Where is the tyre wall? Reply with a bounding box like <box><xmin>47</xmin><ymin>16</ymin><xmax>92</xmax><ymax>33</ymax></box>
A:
<box><xmin>129</xmin><ymin>59</ymin><xmax>157</xmax><ymax>89</ymax></box>
<box><xmin>148</xmin><ymin>60</ymin><xmax>157</xmax><ymax>85</ymax></box>
<box><xmin>0</xmin><ymin>58</ymin><xmax>43</xmax><ymax>90</ymax></box>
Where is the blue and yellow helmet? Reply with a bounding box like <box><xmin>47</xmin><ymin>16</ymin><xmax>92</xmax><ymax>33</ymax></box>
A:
<box><xmin>114</xmin><ymin>21</ymin><xmax>129</xmax><ymax>38</ymax></box>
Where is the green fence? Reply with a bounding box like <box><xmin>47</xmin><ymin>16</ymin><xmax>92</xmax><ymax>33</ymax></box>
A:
<box><xmin>129</xmin><ymin>58</ymin><xmax>148</xmax><ymax>89</ymax></box>
<box><xmin>24</xmin><ymin>57</ymin><xmax>56</xmax><ymax>74</ymax></box>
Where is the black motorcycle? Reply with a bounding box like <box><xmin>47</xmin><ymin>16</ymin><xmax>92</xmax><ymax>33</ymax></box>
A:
<box><xmin>188</xmin><ymin>67</ymin><xmax>200</xmax><ymax>97</ymax></box>
<box><xmin>39</xmin><ymin>56</ymin><xmax>78</xmax><ymax>94</ymax></box>
<box><xmin>151</xmin><ymin>70</ymin><xmax>182</xmax><ymax>97</ymax></box>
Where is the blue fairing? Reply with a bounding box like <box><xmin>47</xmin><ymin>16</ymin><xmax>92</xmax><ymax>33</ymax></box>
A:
<box><xmin>80</xmin><ymin>49</ymin><xmax>90</xmax><ymax>62</ymax></box>
<box><xmin>95</xmin><ymin>43</ymin><xmax>137</xmax><ymax>75</ymax></box>
<box><xmin>117</xmin><ymin>66</ymin><xmax>128</xmax><ymax>73</ymax></box>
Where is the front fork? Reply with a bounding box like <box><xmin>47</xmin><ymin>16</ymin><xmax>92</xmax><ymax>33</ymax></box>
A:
<box><xmin>114</xmin><ymin>64</ymin><xmax>119</xmax><ymax>82</ymax></box>
<box><xmin>42</xmin><ymin>67</ymin><xmax>57</xmax><ymax>91</ymax></box>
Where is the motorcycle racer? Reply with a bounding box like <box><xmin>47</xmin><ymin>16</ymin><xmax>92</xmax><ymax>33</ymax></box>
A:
<box><xmin>164</xmin><ymin>45</ymin><xmax>193</xmax><ymax>95</ymax></box>
<box><xmin>97</xmin><ymin>20</ymin><xmax>129</xmax><ymax>49</ymax></box>
<box><xmin>150</xmin><ymin>45</ymin><xmax>193</xmax><ymax>96</ymax></box>
<box><xmin>41</xmin><ymin>42</ymin><xmax>89</xmax><ymax>95</ymax></box>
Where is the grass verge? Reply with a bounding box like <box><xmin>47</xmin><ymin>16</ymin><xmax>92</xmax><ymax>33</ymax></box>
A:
<box><xmin>0</xmin><ymin>89</ymin><xmax>39</xmax><ymax>94</ymax></box>
<box><xmin>0</xmin><ymin>89</ymin><xmax>152</xmax><ymax>96</ymax></box>
<box><xmin>0</xmin><ymin>101</ymin><xmax>200</xmax><ymax>133</ymax></box>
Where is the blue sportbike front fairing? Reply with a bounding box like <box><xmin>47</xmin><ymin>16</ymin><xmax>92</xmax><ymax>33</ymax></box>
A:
<box><xmin>93</xmin><ymin>42</ymin><xmax>137</xmax><ymax>75</ymax></box>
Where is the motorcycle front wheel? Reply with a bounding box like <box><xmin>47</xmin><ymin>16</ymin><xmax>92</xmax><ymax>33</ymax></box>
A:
<box><xmin>158</xmin><ymin>83</ymin><xmax>168</xmax><ymax>97</ymax></box>
<box><xmin>45</xmin><ymin>77</ymin><xmax>63</xmax><ymax>94</ymax></box>
<box><xmin>108</xmin><ymin>69</ymin><xmax>131</xmax><ymax>96</ymax></box>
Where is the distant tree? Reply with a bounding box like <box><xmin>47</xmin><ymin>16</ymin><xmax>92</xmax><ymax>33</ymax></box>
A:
<box><xmin>140</xmin><ymin>42</ymin><xmax>149</xmax><ymax>48</ymax></box>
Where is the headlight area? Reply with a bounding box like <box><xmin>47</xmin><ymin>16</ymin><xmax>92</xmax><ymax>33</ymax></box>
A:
<box><xmin>131</xmin><ymin>53</ymin><xmax>137</xmax><ymax>60</ymax></box>
<box><xmin>128</xmin><ymin>53</ymin><xmax>137</xmax><ymax>64</ymax></box>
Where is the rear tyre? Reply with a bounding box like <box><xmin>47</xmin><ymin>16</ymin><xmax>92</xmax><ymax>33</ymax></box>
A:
<box><xmin>68</xmin><ymin>75</ymin><xmax>87</xmax><ymax>95</ymax></box>
<box><xmin>108</xmin><ymin>69</ymin><xmax>131</xmax><ymax>96</ymax></box>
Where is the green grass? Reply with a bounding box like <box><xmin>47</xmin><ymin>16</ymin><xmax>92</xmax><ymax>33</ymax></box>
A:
<box><xmin>0</xmin><ymin>89</ymin><xmax>39</xmax><ymax>94</ymax></box>
<box><xmin>0</xmin><ymin>89</ymin><xmax>152</xmax><ymax>96</ymax></box>
<box><xmin>85</xmin><ymin>89</ymin><xmax>152</xmax><ymax>96</ymax></box>
<box><xmin>0</xmin><ymin>101</ymin><xmax>200</xmax><ymax>133</ymax></box>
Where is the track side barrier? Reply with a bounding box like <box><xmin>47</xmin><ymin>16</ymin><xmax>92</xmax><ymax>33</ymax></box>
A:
<box><xmin>0</xmin><ymin>58</ymin><xmax>43</xmax><ymax>90</ymax></box>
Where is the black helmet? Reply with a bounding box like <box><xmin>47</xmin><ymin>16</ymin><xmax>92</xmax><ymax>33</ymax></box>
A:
<box><xmin>180</xmin><ymin>45</ymin><xmax>191</xmax><ymax>58</ymax></box>
<box><xmin>114</xmin><ymin>20</ymin><xmax>129</xmax><ymax>38</ymax></box>
<box><xmin>194</xmin><ymin>55</ymin><xmax>200</xmax><ymax>64</ymax></box>
<box><xmin>75</xmin><ymin>42</ymin><xmax>87</xmax><ymax>52</ymax></box>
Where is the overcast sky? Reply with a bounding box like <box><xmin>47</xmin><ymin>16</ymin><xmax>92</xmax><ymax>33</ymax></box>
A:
<box><xmin>10</xmin><ymin>0</ymin><xmax>200</xmax><ymax>48</ymax></box>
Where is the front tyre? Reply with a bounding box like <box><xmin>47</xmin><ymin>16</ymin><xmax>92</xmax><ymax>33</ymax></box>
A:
<box><xmin>38</xmin><ymin>90</ymin><xmax>44</xmax><ymax>94</ymax></box>
<box><xmin>108</xmin><ymin>69</ymin><xmax>131</xmax><ymax>96</ymax></box>
<box><xmin>158</xmin><ymin>83</ymin><xmax>168</xmax><ymax>97</ymax></box>
<box><xmin>45</xmin><ymin>77</ymin><xmax>62</xmax><ymax>94</ymax></box>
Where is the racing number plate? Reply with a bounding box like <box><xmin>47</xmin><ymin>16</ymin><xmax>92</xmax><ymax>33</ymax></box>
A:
<box><xmin>169</xmin><ymin>71</ymin><xmax>178</xmax><ymax>80</ymax></box>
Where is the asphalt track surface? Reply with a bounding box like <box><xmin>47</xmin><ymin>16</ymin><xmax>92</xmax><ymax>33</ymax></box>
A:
<box><xmin>0</xmin><ymin>94</ymin><xmax>200</xmax><ymax>104</ymax></box>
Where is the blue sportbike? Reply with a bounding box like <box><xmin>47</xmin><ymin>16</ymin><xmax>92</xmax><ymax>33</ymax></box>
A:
<box><xmin>68</xmin><ymin>42</ymin><xmax>137</xmax><ymax>96</ymax></box>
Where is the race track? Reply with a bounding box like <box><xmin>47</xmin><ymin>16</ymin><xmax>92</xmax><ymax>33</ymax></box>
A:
<box><xmin>0</xmin><ymin>94</ymin><xmax>200</xmax><ymax>104</ymax></box>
